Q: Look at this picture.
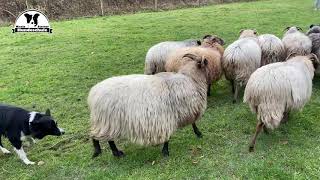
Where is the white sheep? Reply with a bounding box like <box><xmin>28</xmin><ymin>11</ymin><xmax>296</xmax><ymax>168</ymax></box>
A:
<box><xmin>258</xmin><ymin>34</ymin><xmax>286</xmax><ymax>66</ymax></box>
<box><xmin>89</xmin><ymin>54</ymin><xmax>210</xmax><ymax>158</ymax></box>
<box><xmin>244</xmin><ymin>54</ymin><xmax>319</xmax><ymax>152</ymax></box>
<box><xmin>222</xmin><ymin>29</ymin><xmax>261</xmax><ymax>103</ymax></box>
<box><xmin>144</xmin><ymin>39</ymin><xmax>201</xmax><ymax>75</ymax></box>
<box><xmin>282</xmin><ymin>26</ymin><xmax>312</xmax><ymax>59</ymax></box>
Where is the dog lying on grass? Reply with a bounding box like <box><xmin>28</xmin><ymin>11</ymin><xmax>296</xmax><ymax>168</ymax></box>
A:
<box><xmin>0</xmin><ymin>104</ymin><xmax>65</xmax><ymax>165</ymax></box>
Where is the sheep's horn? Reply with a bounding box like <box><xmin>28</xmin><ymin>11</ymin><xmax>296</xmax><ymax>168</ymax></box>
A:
<box><xmin>283</xmin><ymin>27</ymin><xmax>291</xmax><ymax>32</ymax></box>
<box><xmin>183</xmin><ymin>53</ymin><xmax>199</xmax><ymax>61</ymax></box>
<box><xmin>286</xmin><ymin>52</ymin><xmax>297</xmax><ymax>60</ymax></box>
<box><xmin>203</xmin><ymin>35</ymin><xmax>212</xmax><ymax>39</ymax></box>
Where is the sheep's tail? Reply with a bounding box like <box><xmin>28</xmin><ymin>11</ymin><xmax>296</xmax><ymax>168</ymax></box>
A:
<box><xmin>256</xmin><ymin>103</ymin><xmax>284</xmax><ymax>130</ymax></box>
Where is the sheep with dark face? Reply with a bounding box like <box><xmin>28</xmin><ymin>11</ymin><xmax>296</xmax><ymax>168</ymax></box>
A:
<box><xmin>244</xmin><ymin>54</ymin><xmax>319</xmax><ymax>152</ymax></box>
<box><xmin>222</xmin><ymin>29</ymin><xmax>261</xmax><ymax>103</ymax></box>
<box><xmin>282</xmin><ymin>26</ymin><xmax>312</xmax><ymax>58</ymax></box>
<box><xmin>258</xmin><ymin>34</ymin><xmax>286</xmax><ymax>66</ymax></box>
<box><xmin>165</xmin><ymin>35</ymin><xmax>224</xmax><ymax>96</ymax></box>
<box><xmin>144</xmin><ymin>39</ymin><xmax>201</xmax><ymax>75</ymax></box>
<box><xmin>89</xmin><ymin>54</ymin><xmax>211</xmax><ymax>158</ymax></box>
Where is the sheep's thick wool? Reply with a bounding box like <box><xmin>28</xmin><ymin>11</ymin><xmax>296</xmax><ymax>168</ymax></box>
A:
<box><xmin>282</xmin><ymin>27</ymin><xmax>312</xmax><ymax>58</ymax></box>
<box><xmin>244</xmin><ymin>56</ymin><xmax>314</xmax><ymax>129</ymax></box>
<box><xmin>89</xmin><ymin>62</ymin><xmax>207</xmax><ymax>145</ymax></box>
<box><xmin>222</xmin><ymin>38</ymin><xmax>261</xmax><ymax>86</ymax></box>
<box><xmin>144</xmin><ymin>39</ymin><xmax>199</xmax><ymax>75</ymax></box>
<box><xmin>258</xmin><ymin>34</ymin><xmax>286</xmax><ymax>66</ymax></box>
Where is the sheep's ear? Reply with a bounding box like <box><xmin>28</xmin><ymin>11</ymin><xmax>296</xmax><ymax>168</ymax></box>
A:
<box><xmin>253</xmin><ymin>29</ymin><xmax>258</xmax><ymax>35</ymax></box>
<box><xmin>308</xmin><ymin>53</ymin><xmax>320</xmax><ymax>69</ymax></box>
<box><xmin>197</xmin><ymin>40</ymin><xmax>201</xmax><ymax>45</ymax></box>
<box><xmin>45</xmin><ymin>109</ymin><xmax>51</xmax><ymax>116</ymax></box>
<box><xmin>310</xmin><ymin>24</ymin><xmax>315</xmax><ymax>29</ymax></box>
<box><xmin>297</xmin><ymin>27</ymin><xmax>303</xmax><ymax>31</ymax></box>
<box><xmin>239</xmin><ymin>29</ymin><xmax>244</xmax><ymax>34</ymax></box>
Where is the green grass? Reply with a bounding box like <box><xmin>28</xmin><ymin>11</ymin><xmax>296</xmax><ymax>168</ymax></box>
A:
<box><xmin>1</xmin><ymin>0</ymin><xmax>320</xmax><ymax>179</ymax></box>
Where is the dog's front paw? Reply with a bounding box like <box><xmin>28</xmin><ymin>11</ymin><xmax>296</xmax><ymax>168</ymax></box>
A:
<box><xmin>0</xmin><ymin>147</ymin><xmax>11</xmax><ymax>154</ymax></box>
<box><xmin>23</xmin><ymin>160</ymin><xmax>35</xmax><ymax>165</ymax></box>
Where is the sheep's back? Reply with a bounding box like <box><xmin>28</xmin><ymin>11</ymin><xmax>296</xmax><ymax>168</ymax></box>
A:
<box><xmin>222</xmin><ymin>38</ymin><xmax>261</xmax><ymax>85</ymax></box>
<box><xmin>258</xmin><ymin>34</ymin><xmax>286</xmax><ymax>66</ymax></box>
<box><xmin>166</xmin><ymin>47</ymin><xmax>222</xmax><ymax>83</ymax></box>
<box><xmin>144</xmin><ymin>40</ymin><xmax>198</xmax><ymax>74</ymax></box>
<box><xmin>282</xmin><ymin>32</ymin><xmax>312</xmax><ymax>56</ymax></box>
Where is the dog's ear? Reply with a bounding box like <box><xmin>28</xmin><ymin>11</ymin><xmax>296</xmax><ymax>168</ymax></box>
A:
<box><xmin>45</xmin><ymin>109</ymin><xmax>51</xmax><ymax>116</ymax></box>
<box><xmin>215</xmin><ymin>37</ymin><xmax>225</xmax><ymax>46</ymax></box>
<box><xmin>283</xmin><ymin>26</ymin><xmax>291</xmax><ymax>32</ymax></box>
<box><xmin>239</xmin><ymin>29</ymin><xmax>244</xmax><ymax>34</ymax></box>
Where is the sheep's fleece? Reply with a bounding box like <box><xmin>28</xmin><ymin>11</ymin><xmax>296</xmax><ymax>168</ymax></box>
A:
<box><xmin>144</xmin><ymin>39</ymin><xmax>199</xmax><ymax>74</ymax></box>
<box><xmin>244</xmin><ymin>56</ymin><xmax>315</xmax><ymax>129</ymax></box>
<box><xmin>222</xmin><ymin>38</ymin><xmax>261</xmax><ymax>86</ymax></box>
<box><xmin>88</xmin><ymin>71</ymin><xmax>207</xmax><ymax>145</ymax></box>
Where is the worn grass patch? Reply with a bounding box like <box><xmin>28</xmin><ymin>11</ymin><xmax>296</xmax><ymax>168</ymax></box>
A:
<box><xmin>1</xmin><ymin>0</ymin><xmax>320</xmax><ymax>179</ymax></box>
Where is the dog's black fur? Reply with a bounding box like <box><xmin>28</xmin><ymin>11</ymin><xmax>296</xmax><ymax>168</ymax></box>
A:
<box><xmin>0</xmin><ymin>104</ymin><xmax>64</xmax><ymax>164</ymax></box>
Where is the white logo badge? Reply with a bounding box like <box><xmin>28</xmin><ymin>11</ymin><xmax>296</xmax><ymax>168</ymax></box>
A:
<box><xmin>12</xmin><ymin>10</ymin><xmax>52</xmax><ymax>33</ymax></box>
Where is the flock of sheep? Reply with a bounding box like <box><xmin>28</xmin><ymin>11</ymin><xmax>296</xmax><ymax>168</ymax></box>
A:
<box><xmin>87</xmin><ymin>24</ymin><xmax>320</xmax><ymax>158</ymax></box>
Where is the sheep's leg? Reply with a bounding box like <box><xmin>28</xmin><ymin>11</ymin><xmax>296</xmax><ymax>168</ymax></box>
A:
<box><xmin>207</xmin><ymin>83</ymin><xmax>212</xmax><ymax>96</ymax></box>
<box><xmin>231</xmin><ymin>80</ymin><xmax>235</xmax><ymax>94</ymax></box>
<box><xmin>92</xmin><ymin>139</ymin><xmax>102</xmax><ymax>158</ymax></box>
<box><xmin>192</xmin><ymin>123</ymin><xmax>203</xmax><ymax>138</ymax></box>
<box><xmin>233</xmin><ymin>83</ymin><xmax>239</xmax><ymax>104</ymax></box>
<box><xmin>249</xmin><ymin>121</ymin><xmax>264</xmax><ymax>152</ymax></box>
<box><xmin>108</xmin><ymin>141</ymin><xmax>124</xmax><ymax>157</ymax></box>
<box><xmin>281</xmin><ymin>111</ymin><xmax>289</xmax><ymax>124</ymax></box>
<box><xmin>263</xmin><ymin>126</ymin><xmax>269</xmax><ymax>134</ymax></box>
<box><xmin>162</xmin><ymin>141</ymin><xmax>169</xmax><ymax>157</ymax></box>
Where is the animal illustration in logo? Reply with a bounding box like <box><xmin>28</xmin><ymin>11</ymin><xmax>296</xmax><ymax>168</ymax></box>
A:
<box><xmin>24</xmin><ymin>13</ymin><xmax>40</xmax><ymax>27</ymax></box>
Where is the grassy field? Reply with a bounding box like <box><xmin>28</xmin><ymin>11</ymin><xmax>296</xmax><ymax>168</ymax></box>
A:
<box><xmin>1</xmin><ymin>0</ymin><xmax>320</xmax><ymax>179</ymax></box>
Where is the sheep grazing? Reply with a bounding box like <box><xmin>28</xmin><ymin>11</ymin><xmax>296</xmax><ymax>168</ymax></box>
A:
<box><xmin>222</xmin><ymin>29</ymin><xmax>261</xmax><ymax>103</ymax></box>
<box><xmin>258</xmin><ymin>34</ymin><xmax>286</xmax><ymax>66</ymax></box>
<box><xmin>282</xmin><ymin>26</ymin><xmax>312</xmax><ymax>59</ymax></box>
<box><xmin>307</xmin><ymin>25</ymin><xmax>320</xmax><ymax>74</ymax></box>
<box><xmin>144</xmin><ymin>39</ymin><xmax>201</xmax><ymax>75</ymax></box>
<box><xmin>89</xmin><ymin>53</ymin><xmax>210</xmax><ymax>158</ymax></box>
<box><xmin>244</xmin><ymin>54</ymin><xmax>319</xmax><ymax>152</ymax></box>
<box><xmin>165</xmin><ymin>35</ymin><xmax>224</xmax><ymax>96</ymax></box>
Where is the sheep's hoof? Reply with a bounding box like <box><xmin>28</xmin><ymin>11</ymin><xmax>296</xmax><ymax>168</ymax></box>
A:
<box><xmin>196</xmin><ymin>132</ymin><xmax>203</xmax><ymax>138</ymax></box>
<box><xmin>112</xmin><ymin>150</ymin><xmax>125</xmax><ymax>157</ymax></box>
<box><xmin>249</xmin><ymin>146</ymin><xmax>255</xmax><ymax>152</ymax></box>
<box><xmin>92</xmin><ymin>151</ymin><xmax>102</xmax><ymax>158</ymax></box>
<box><xmin>162</xmin><ymin>151</ymin><xmax>169</xmax><ymax>157</ymax></box>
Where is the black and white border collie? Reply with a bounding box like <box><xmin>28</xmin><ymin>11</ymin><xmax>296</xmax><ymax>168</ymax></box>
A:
<box><xmin>0</xmin><ymin>104</ymin><xmax>65</xmax><ymax>165</ymax></box>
